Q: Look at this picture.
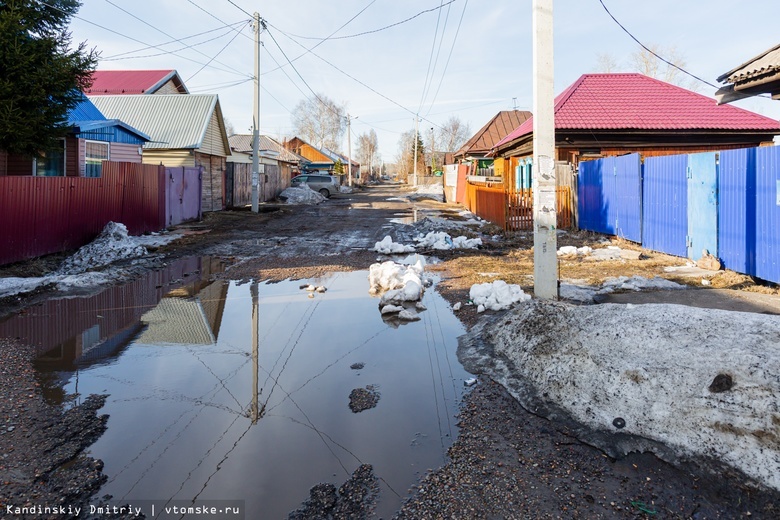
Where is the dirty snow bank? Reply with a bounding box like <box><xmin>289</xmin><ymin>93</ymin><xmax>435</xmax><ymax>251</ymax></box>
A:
<box><xmin>469</xmin><ymin>281</ymin><xmax>531</xmax><ymax>312</ymax></box>
<box><xmin>407</xmin><ymin>183</ymin><xmax>444</xmax><ymax>202</ymax></box>
<box><xmin>279</xmin><ymin>185</ymin><xmax>326</xmax><ymax>204</ymax></box>
<box><xmin>373</xmin><ymin>232</ymin><xmax>481</xmax><ymax>254</ymax></box>
<box><xmin>0</xmin><ymin>222</ymin><xmax>179</xmax><ymax>298</ymax></box>
<box><xmin>560</xmin><ymin>275</ymin><xmax>686</xmax><ymax>303</ymax></box>
<box><xmin>458</xmin><ymin>300</ymin><xmax>780</xmax><ymax>491</ymax></box>
<box><xmin>374</xmin><ymin>236</ymin><xmax>415</xmax><ymax>254</ymax></box>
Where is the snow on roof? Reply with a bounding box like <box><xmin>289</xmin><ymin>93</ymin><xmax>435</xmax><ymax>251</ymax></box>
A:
<box><xmin>494</xmin><ymin>73</ymin><xmax>780</xmax><ymax>150</ymax></box>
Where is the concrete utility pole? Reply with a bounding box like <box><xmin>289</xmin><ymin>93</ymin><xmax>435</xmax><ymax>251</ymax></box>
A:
<box><xmin>346</xmin><ymin>114</ymin><xmax>353</xmax><ymax>187</ymax></box>
<box><xmin>251</xmin><ymin>12</ymin><xmax>261</xmax><ymax>213</ymax></box>
<box><xmin>532</xmin><ymin>0</ymin><xmax>558</xmax><ymax>299</ymax></box>
<box><xmin>430</xmin><ymin>127</ymin><xmax>435</xmax><ymax>172</ymax></box>
<box><xmin>413</xmin><ymin>116</ymin><xmax>419</xmax><ymax>186</ymax></box>
<box><xmin>250</xmin><ymin>281</ymin><xmax>259</xmax><ymax>423</ymax></box>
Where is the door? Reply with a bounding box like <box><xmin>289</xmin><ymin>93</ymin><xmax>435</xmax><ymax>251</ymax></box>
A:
<box><xmin>687</xmin><ymin>152</ymin><xmax>718</xmax><ymax>261</ymax></box>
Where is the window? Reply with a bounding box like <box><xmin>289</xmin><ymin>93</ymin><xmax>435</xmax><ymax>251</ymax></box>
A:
<box><xmin>85</xmin><ymin>141</ymin><xmax>109</xmax><ymax>178</ymax></box>
<box><xmin>34</xmin><ymin>139</ymin><xmax>65</xmax><ymax>177</ymax></box>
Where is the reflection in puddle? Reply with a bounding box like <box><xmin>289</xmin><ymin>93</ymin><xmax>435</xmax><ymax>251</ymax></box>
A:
<box><xmin>20</xmin><ymin>267</ymin><xmax>469</xmax><ymax>519</ymax></box>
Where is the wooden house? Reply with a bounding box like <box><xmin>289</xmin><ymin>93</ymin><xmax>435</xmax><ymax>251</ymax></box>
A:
<box><xmin>226</xmin><ymin>134</ymin><xmax>306</xmax><ymax>204</ymax></box>
<box><xmin>0</xmin><ymin>95</ymin><xmax>149</xmax><ymax>177</ymax></box>
<box><xmin>91</xmin><ymin>94</ymin><xmax>231</xmax><ymax>212</ymax></box>
<box><xmin>454</xmin><ymin>110</ymin><xmax>532</xmax><ymax>177</ymax></box>
<box><xmin>86</xmin><ymin>70</ymin><xmax>189</xmax><ymax>96</ymax></box>
<box><xmin>283</xmin><ymin>137</ymin><xmax>335</xmax><ymax>174</ymax></box>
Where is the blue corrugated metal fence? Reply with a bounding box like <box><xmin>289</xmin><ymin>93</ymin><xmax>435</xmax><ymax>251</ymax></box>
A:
<box><xmin>578</xmin><ymin>145</ymin><xmax>780</xmax><ymax>284</ymax></box>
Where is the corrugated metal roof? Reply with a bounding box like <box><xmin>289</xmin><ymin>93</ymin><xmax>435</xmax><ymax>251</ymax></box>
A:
<box><xmin>136</xmin><ymin>297</ymin><xmax>215</xmax><ymax>346</ymax></box>
<box><xmin>228</xmin><ymin>134</ymin><xmax>304</xmax><ymax>163</ymax></box>
<box><xmin>91</xmin><ymin>94</ymin><xmax>221</xmax><ymax>149</ymax></box>
<box><xmin>87</xmin><ymin>70</ymin><xmax>188</xmax><ymax>95</ymax></box>
<box><xmin>68</xmin><ymin>95</ymin><xmax>106</xmax><ymax>124</ymax></box>
<box><xmin>494</xmin><ymin>73</ymin><xmax>780</xmax><ymax>150</ymax></box>
<box><xmin>455</xmin><ymin>110</ymin><xmax>532</xmax><ymax>157</ymax></box>
<box><xmin>718</xmin><ymin>44</ymin><xmax>780</xmax><ymax>84</ymax></box>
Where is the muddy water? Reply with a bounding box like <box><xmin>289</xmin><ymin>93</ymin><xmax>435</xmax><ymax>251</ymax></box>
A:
<box><xmin>27</xmin><ymin>260</ymin><xmax>470</xmax><ymax>518</ymax></box>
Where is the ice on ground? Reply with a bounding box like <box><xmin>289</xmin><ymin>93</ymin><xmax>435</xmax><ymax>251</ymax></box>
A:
<box><xmin>469</xmin><ymin>280</ymin><xmax>531</xmax><ymax>311</ymax></box>
<box><xmin>397</xmin><ymin>309</ymin><xmax>421</xmax><ymax>321</ymax></box>
<box><xmin>380</xmin><ymin>304</ymin><xmax>404</xmax><ymax>315</ymax></box>
<box><xmin>279</xmin><ymin>185</ymin><xmax>326</xmax><ymax>204</ymax></box>
<box><xmin>559</xmin><ymin>283</ymin><xmax>599</xmax><ymax>303</ymax></box>
<box><xmin>385</xmin><ymin>197</ymin><xmax>408</xmax><ymax>202</ymax></box>
<box><xmin>599</xmin><ymin>275</ymin><xmax>685</xmax><ymax>293</ymax></box>
<box><xmin>374</xmin><ymin>236</ymin><xmax>415</xmax><ymax>254</ymax></box>
<box><xmin>458</xmin><ymin>299</ymin><xmax>780</xmax><ymax>492</ymax></box>
<box><xmin>558</xmin><ymin>245</ymin><xmax>593</xmax><ymax>256</ymax></box>
<box><xmin>0</xmin><ymin>221</ymin><xmax>181</xmax><ymax>298</ymax></box>
<box><xmin>415</xmin><ymin>231</ymin><xmax>482</xmax><ymax>250</ymax></box>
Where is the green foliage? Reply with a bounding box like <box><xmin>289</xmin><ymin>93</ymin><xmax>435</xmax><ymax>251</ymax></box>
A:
<box><xmin>0</xmin><ymin>0</ymin><xmax>98</xmax><ymax>156</ymax></box>
<box><xmin>334</xmin><ymin>158</ymin><xmax>344</xmax><ymax>174</ymax></box>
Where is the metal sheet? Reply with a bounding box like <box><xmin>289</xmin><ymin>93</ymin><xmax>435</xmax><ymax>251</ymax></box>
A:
<box><xmin>642</xmin><ymin>154</ymin><xmax>688</xmax><ymax>257</ymax></box>
<box><xmin>687</xmin><ymin>152</ymin><xmax>719</xmax><ymax>260</ymax></box>
<box><xmin>719</xmin><ymin>148</ymin><xmax>752</xmax><ymax>275</ymax></box>
<box><xmin>577</xmin><ymin>154</ymin><xmax>641</xmax><ymax>241</ymax></box>
<box><xmin>755</xmin><ymin>146</ymin><xmax>780</xmax><ymax>283</ymax></box>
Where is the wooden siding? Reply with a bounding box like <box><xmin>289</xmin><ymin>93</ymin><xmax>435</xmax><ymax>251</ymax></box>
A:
<box><xmin>198</xmin><ymin>110</ymin><xmax>228</xmax><ymax>157</ymax></box>
<box><xmin>65</xmin><ymin>136</ymin><xmax>79</xmax><ymax>176</ymax></box>
<box><xmin>142</xmin><ymin>149</ymin><xmax>195</xmax><ymax>167</ymax></box>
<box><xmin>0</xmin><ymin>150</ymin><xmax>6</xmax><ymax>176</ymax></box>
<box><xmin>195</xmin><ymin>152</ymin><xmax>225</xmax><ymax>212</ymax></box>
<box><xmin>110</xmin><ymin>143</ymin><xmax>143</xmax><ymax>163</ymax></box>
<box><xmin>154</xmin><ymin>79</ymin><xmax>184</xmax><ymax>95</ymax></box>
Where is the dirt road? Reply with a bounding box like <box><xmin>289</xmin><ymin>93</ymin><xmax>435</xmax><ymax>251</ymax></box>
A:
<box><xmin>1</xmin><ymin>183</ymin><xmax>779</xmax><ymax>519</ymax></box>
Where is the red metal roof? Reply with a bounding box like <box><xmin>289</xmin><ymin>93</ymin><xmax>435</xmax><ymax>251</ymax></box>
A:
<box><xmin>86</xmin><ymin>70</ymin><xmax>180</xmax><ymax>95</ymax></box>
<box><xmin>495</xmin><ymin>73</ymin><xmax>780</xmax><ymax>149</ymax></box>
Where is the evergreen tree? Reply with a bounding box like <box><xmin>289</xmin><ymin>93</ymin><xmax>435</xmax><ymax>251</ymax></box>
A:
<box><xmin>0</xmin><ymin>0</ymin><xmax>98</xmax><ymax>156</ymax></box>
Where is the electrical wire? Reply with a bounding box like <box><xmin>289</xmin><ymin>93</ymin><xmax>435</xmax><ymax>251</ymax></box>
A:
<box><xmin>185</xmin><ymin>21</ymin><xmax>250</xmax><ymax>82</ymax></box>
<box><xmin>423</xmin><ymin>0</ymin><xmax>469</xmax><ymax>117</ymax></box>
<box><xmin>187</xmin><ymin>0</ymin><xmax>254</xmax><ymax>42</ymax></box>
<box><xmin>101</xmin><ymin>27</ymin><xmax>240</xmax><ymax>62</ymax></box>
<box><xmin>418</xmin><ymin>0</ymin><xmax>450</xmax><ymax>114</ymax></box>
<box><xmin>103</xmin><ymin>22</ymin><xmax>247</xmax><ymax>60</ymax></box>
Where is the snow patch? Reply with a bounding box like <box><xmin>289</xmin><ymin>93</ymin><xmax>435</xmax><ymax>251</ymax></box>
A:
<box><xmin>414</xmin><ymin>231</ymin><xmax>482</xmax><ymax>250</ymax></box>
<box><xmin>558</xmin><ymin>245</ymin><xmax>593</xmax><ymax>256</ymax></box>
<box><xmin>469</xmin><ymin>280</ymin><xmax>531</xmax><ymax>311</ymax></box>
<box><xmin>58</xmin><ymin>222</ymin><xmax>146</xmax><ymax>275</ymax></box>
<box><xmin>374</xmin><ymin>236</ymin><xmax>415</xmax><ymax>254</ymax></box>
<box><xmin>279</xmin><ymin>185</ymin><xmax>326</xmax><ymax>204</ymax></box>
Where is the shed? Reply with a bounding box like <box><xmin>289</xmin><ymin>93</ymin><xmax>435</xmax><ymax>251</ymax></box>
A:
<box><xmin>91</xmin><ymin>94</ymin><xmax>231</xmax><ymax>212</ymax></box>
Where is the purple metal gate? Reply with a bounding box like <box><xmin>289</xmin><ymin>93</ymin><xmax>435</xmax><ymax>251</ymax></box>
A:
<box><xmin>165</xmin><ymin>167</ymin><xmax>202</xmax><ymax>227</ymax></box>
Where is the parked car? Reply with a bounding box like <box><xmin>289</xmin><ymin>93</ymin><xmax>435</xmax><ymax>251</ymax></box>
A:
<box><xmin>291</xmin><ymin>174</ymin><xmax>340</xmax><ymax>197</ymax></box>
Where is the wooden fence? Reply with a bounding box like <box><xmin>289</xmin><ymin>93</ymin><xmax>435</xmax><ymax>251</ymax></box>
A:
<box><xmin>0</xmin><ymin>162</ymin><xmax>166</xmax><ymax>266</ymax></box>
<box><xmin>226</xmin><ymin>162</ymin><xmax>288</xmax><ymax>207</ymax></box>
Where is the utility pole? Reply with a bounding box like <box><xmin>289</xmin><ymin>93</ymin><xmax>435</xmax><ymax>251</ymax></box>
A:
<box><xmin>430</xmin><ymin>127</ymin><xmax>435</xmax><ymax>172</ymax></box>
<box><xmin>413</xmin><ymin>116</ymin><xmax>419</xmax><ymax>186</ymax></box>
<box><xmin>250</xmin><ymin>281</ymin><xmax>259</xmax><ymax>423</ymax></box>
<box><xmin>251</xmin><ymin>12</ymin><xmax>261</xmax><ymax>213</ymax></box>
<box><xmin>346</xmin><ymin>114</ymin><xmax>353</xmax><ymax>187</ymax></box>
<box><xmin>532</xmin><ymin>0</ymin><xmax>558</xmax><ymax>299</ymax></box>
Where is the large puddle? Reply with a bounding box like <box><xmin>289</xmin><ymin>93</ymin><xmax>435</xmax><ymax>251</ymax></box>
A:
<box><xmin>5</xmin><ymin>257</ymin><xmax>470</xmax><ymax>518</ymax></box>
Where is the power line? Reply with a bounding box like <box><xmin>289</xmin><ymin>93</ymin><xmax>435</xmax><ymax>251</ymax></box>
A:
<box><xmin>103</xmin><ymin>22</ymin><xmax>247</xmax><ymax>60</ymax></box>
<box><xmin>187</xmin><ymin>0</ymin><xmax>254</xmax><ymax>42</ymax></box>
<box><xmin>186</xmin><ymin>21</ymin><xmax>250</xmax><ymax>81</ymax></box>
<box><xmin>423</xmin><ymin>0</ymin><xmax>469</xmax><ymax>117</ymax></box>
<box><xmin>37</xmin><ymin>0</ymin><xmax>250</xmax><ymax>78</ymax></box>
<box><xmin>597</xmin><ymin>0</ymin><xmax>718</xmax><ymax>90</ymax></box>
<box><xmin>281</xmin><ymin>0</ymin><xmax>457</xmax><ymax>41</ymax></box>
<box><xmin>418</xmin><ymin>1</ymin><xmax>449</xmax><ymax>114</ymax></box>
<box><xmin>101</xmin><ymin>27</ymin><xmax>240</xmax><ymax>62</ymax></box>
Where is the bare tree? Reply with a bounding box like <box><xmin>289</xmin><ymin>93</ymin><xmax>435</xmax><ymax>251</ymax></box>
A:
<box><xmin>292</xmin><ymin>94</ymin><xmax>346</xmax><ymax>152</ymax></box>
<box><xmin>395</xmin><ymin>129</ymin><xmax>425</xmax><ymax>182</ymax></box>
<box><xmin>629</xmin><ymin>44</ymin><xmax>698</xmax><ymax>91</ymax></box>
<box><xmin>356</xmin><ymin>129</ymin><xmax>379</xmax><ymax>179</ymax></box>
<box><xmin>595</xmin><ymin>52</ymin><xmax>621</xmax><ymax>73</ymax></box>
<box><xmin>437</xmin><ymin>116</ymin><xmax>471</xmax><ymax>159</ymax></box>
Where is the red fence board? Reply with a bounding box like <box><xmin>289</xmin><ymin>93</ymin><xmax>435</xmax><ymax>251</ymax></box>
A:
<box><xmin>0</xmin><ymin>162</ymin><xmax>166</xmax><ymax>266</ymax></box>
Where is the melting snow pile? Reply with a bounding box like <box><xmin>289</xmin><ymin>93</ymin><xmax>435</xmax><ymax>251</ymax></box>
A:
<box><xmin>557</xmin><ymin>245</ymin><xmax>593</xmax><ymax>256</ymax></box>
<box><xmin>458</xmin><ymin>299</ymin><xmax>780</xmax><ymax>492</ymax></box>
<box><xmin>279</xmin><ymin>185</ymin><xmax>326</xmax><ymax>204</ymax></box>
<box><xmin>0</xmin><ymin>222</ymin><xmax>180</xmax><ymax>298</ymax></box>
<box><xmin>560</xmin><ymin>275</ymin><xmax>686</xmax><ymax>303</ymax></box>
<box><xmin>374</xmin><ymin>236</ymin><xmax>415</xmax><ymax>254</ymax></box>
<box><xmin>415</xmin><ymin>231</ymin><xmax>481</xmax><ymax>250</ymax></box>
<box><xmin>469</xmin><ymin>280</ymin><xmax>531</xmax><ymax>312</ymax></box>
<box><xmin>57</xmin><ymin>222</ymin><xmax>146</xmax><ymax>275</ymax></box>
<box><xmin>407</xmin><ymin>183</ymin><xmax>444</xmax><ymax>202</ymax></box>
<box><xmin>368</xmin><ymin>257</ymin><xmax>427</xmax><ymax>322</ymax></box>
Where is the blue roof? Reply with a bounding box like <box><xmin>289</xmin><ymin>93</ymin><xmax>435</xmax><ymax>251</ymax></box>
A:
<box><xmin>67</xmin><ymin>95</ymin><xmax>107</xmax><ymax>125</ymax></box>
<box><xmin>67</xmin><ymin>94</ymin><xmax>149</xmax><ymax>142</ymax></box>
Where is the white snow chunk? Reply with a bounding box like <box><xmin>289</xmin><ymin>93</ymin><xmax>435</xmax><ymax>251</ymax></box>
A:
<box><xmin>477</xmin><ymin>304</ymin><xmax>486</xmax><ymax>313</ymax></box>
<box><xmin>559</xmin><ymin>282</ymin><xmax>599</xmax><ymax>303</ymax></box>
<box><xmin>397</xmin><ymin>309</ymin><xmax>421</xmax><ymax>321</ymax></box>
<box><xmin>469</xmin><ymin>280</ymin><xmax>531</xmax><ymax>311</ymax></box>
<box><xmin>279</xmin><ymin>185</ymin><xmax>326</xmax><ymax>204</ymax></box>
<box><xmin>338</xmin><ymin>185</ymin><xmax>354</xmax><ymax>193</ymax></box>
<box><xmin>374</xmin><ymin>235</ymin><xmax>415</xmax><ymax>254</ymax></box>
<box><xmin>452</xmin><ymin>302</ymin><xmax>462</xmax><ymax>311</ymax></box>
<box><xmin>464</xmin><ymin>378</ymin><xmax>477</xmax><ymax>387</ymax></box>
<box><xmin>415</xmin><ymin>302</ymin><xmax>427</xmax><ymax>311</ymax></box>
<box><xmin>556</xmin><ymin>245</ymin><xmax>593</xmax><ymax>256</ymax></box>
<box><xmin>415</xmin><ymin>231</ymin><xmax>481</xmax><ymax>250</ymax></box>
<box><xmin>368</xmin><ymin>259</ymin><xmax>426</xmax><ymax>304</ymax></box>
<box><xmin>380</xmin><ymin>304</ymin><xmax>404</xmax><ymax>315</ymax></box>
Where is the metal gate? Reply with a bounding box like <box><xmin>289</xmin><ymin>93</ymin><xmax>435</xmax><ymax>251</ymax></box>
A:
<box><xmin>166</xmin><ymin>166</ymin><xmax>202</xmax><ymax>227</ymax></box>
<box><xmin>578</xmin><ymin>153</ymin><xmax>641</xmax><ymax>241</ymax></box>
<box><xmin>686</xmin><ymin>152</ymin><xmax>718</xmax><ymax>261</ymax></box>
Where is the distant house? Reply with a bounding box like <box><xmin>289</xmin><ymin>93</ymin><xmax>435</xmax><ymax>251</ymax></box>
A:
<box><xmin>454</xmin><ymin>110</ymin><xmax>532</xmax><ymax>176</ymax></box>
<box><xmin>716</xmin><ymin>44</ymin><xmax>780</xmax><ymax>103</ymax></box>
<box><xmin>283</xmin><ymin>137</ymin><xmax>336</xmax><ymax>175</ymax></box>
<box><xmin>226</xmin><ymin>134</ymin><xmax>306</xmax><ymax>205</ymax></box>
<box><xmin>0</xmin><ymin>95</ymin><xmax>149</xmax><ymax>177</ymax></box>
<box><xmin>320</xmin><ymin>147</ymin><xmax>361</xmax><ymax>182</ymax></box>
<box><xmin>492</xmin><ymin>73</ymin><xmax>780</xmax><ymax>179</ymax></box>
<box><xmin>86</xmin><ymin>69</ymin><xmax>189</xmax><ymax>96</ymax></box>
<box><xmin>91</xmin><ymin>94</ymin><xmax>231</xmax><ymax>212</ymax></box>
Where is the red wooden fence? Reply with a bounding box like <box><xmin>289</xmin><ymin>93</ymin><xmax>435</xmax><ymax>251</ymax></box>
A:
<box><xmin>0</xmin><ymin>162</ymin><xmax>165</xmax><ymax>266</ymax></box>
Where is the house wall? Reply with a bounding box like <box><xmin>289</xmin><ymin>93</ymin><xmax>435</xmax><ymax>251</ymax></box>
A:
<box><xmin>142</xmin><ymin>149</ymin><xmax>195</xmax><ymax>167</ymax></box>
<box><xmin>110</xmin><ymin>143</ymin><xmax>143</xmax><ymax>164</ymax></box>
<box><xmin>65</xmin><ymin>136</ymin><xmax>79</xmax><ymax>177</ymax></box>
<box><xmin>197</xmin><ymin>110</ymin><xmax>228</xmax><ymax>157</ymax></box>
<box><xmin>154</xmin><ymin>79</ymin><xmax>185</xmax><ymax>95</ymax></box>
<box><xmin>0</xmin><ymin>150</ymin><xmax>6</xmax><ymax>176</ymax></box>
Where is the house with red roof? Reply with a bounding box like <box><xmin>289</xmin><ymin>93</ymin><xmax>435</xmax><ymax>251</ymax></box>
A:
<box><xmin>492</xmin><ymin>73</ymin><xmax>780</xmax><ymax>175</ymax></box>
<box><xmin>454</xmin><ymin>110</ymin><xmax>532</xmax><ymax>176</ymax></box>
<box><xmin>86</xmin><ymin>70</ymin><xmax>189</xmax><ymax>96</ymax></box>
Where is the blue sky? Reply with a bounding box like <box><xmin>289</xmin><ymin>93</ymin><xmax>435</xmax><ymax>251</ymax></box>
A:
<box><xmin>69</xmin><ymin>0</ymin><xmax>780</xmax><ymax>159</ymax></box>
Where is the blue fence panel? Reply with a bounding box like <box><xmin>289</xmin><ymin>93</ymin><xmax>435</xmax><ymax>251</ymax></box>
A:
<box><xmin>687</xmin><ymin>152</ymin><xmax>718</xmax><ymax>261</ymax></box>
<box><xmin>755</xmin><ymin>147</ymin><xmax>780</xmax><ymax>283</ymax></box>
<box><xmin>643</xmin><ymin>154</ymin><xmax>688</xmax><ymax>257</ymax></box>
<box><xmin>578</xmin><ymin>154</ymin><xmax>641</xmax><ymax>240</ymax></box>
<box><xmin>719</xmin><ymin>148</ymin><xmax>752</xmax><ymax>275</ymax></box>
<box><xmin>614</xmin><ymin>153</ymin><xmax>642</xmax><ymax>242</ymax></box>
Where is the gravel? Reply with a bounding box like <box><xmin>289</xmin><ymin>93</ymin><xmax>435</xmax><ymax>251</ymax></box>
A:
<box><xmin>348</xmin><ymin>386</ymin><xmax>380</xmax><ymax>413</ymax></box>
<box><xmin>287</xmin><ymin>463</ymin><xmax>379</xmax><ymax>519</ymax></box>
